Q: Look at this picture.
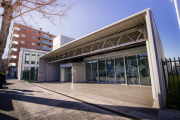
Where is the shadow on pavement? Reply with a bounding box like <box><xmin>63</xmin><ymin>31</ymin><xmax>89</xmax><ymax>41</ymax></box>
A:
<box><xmin>0</xmin><ymin>88</ymin><xmax>159</xmax><ymax>119</ymax></box>
<box><xmin>0</xmin><ymin>113</ymin><xmax>18</xmax><ymax>120</ymax></box>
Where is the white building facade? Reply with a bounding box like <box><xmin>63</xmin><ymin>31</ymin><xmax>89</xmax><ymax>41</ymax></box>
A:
<box><xmin>38</xmin><ymin>9</ymin><xmax>167</xmax><ymax>109</ymax></box>
<box><xmin>18</xmin><ymin>48</ymin><xmax>47</xmax><ymax>80</ymax></box>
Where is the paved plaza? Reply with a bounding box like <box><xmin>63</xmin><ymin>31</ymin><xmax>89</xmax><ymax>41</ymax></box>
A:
<box><xmin>1</xmin><ymin>78</ymin><xmax>180</xmax><ymax>120</ymax></box>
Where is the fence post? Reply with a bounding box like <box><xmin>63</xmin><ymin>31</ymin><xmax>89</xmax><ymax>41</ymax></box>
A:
<box><xmin>170</xmin><ymin>58</ymin><xmax>178</xmax><ymax>103</ymax></box>
<box><xmin>162</xmin><ymin>59</ymin><xmax>169</xmax><ymax>104</ymax></box>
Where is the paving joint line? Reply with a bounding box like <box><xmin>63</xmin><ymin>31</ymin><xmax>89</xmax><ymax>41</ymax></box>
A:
<box><xmin>31</xmin><ymin>83</ymin><xmax>139</xmax><ymax>120</ymax></box>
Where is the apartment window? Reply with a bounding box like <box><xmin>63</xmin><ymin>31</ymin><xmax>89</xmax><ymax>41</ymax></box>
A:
<box><xmin>31</xmin><ymin>52</ymin><xmax>36</xmax><ymax>64</ymax></box>
<box><xmin>38</xmin><ymin>37</ymin><xmax>40</xmax><ymax>40</ymax></box>
<box><xmin>21</xmin><ymin>40</ymin><xmax>25</xmax><ymax>44</ymax></box>
<box><xmin>21</xmin><ymin>34</ymin><xmax>25</xmax><ymax>37</ymax></box>
<box><xmin>37</xmin><ymin>54</ymin><xmax>40</xmax><ymax>64</ymax></box>
<box><xmin>33</xmin><ymin>31</ymin><xmax>36</xmax><ymax>33</ymax></box>
<box><xmin>22</xmin><ymin>28</ymin><xmax>26</xmax><ymax>31</ymax></box>
<box><xmin>32</xmin><ymin>36</ymin><xmax>36</xmax><ymax>39</ymax></box>
<box><xmin>27</xmin><ymin>42</ymin><xmax>29</xmax><ymax>43</ymax></box>
<box><xmin>43</xmin><ymin>45</ymin><xmax>47</xmax><ymax>47</ymax></box>
<box><xmin>25</xmin><ymin>52</ymin><xmax>30</xmax><ymax>64</ymax></box>
<box><xmin>38</xmin><ymin>43</ymin><xmax>40</xmax><ymax>46</ymax></box>
<box><xmin>28</xmin><ymin>35</ymin><xmax>30</xmax><ymax>37</ymax></box>
<box><xmin>32</xmin><ymin>43</ymin><xmax>35</xmax><ymax>46</ymax></box>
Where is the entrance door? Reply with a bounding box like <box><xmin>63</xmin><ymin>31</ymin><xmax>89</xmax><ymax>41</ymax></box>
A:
<box><xmin>92</xmin><ymin>61</ymin><xmax>98</xmax><ymax>82</ymax></box>
<box><xmin>99</xmin><ymin>59</ymin><xmax>106</xmax><ymax>83</ymax></box>
<box><xmin>64</xmin><ymin>67</ymin><xmax>72</xmax><ymax>82</ymax></box>
<box><xmin>106</xmin><ymin>58</ymin><xmax>115</xmax><ymax>83</ymax></box>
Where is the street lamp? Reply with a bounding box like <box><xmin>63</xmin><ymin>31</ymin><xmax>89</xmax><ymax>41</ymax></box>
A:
<box><xmin>172</xmin><ymin>0</ymin><xmax>180</xmax><ymax>29</ymax></box>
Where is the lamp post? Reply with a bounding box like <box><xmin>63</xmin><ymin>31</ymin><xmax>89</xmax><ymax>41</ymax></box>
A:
<box><xmin>172</xmin><ymin>0</ymin><xmax>180</xmax><ymax>29</ymax></box>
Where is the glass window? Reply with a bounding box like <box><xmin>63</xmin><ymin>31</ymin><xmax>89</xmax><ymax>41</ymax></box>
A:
<box><xmin>21</xmin><ymin>34</ymin><xmax>25</xmax><ymax>37</ymax></box>
<box><xmin>99</xmin><ymin>59</ymin><xmax>106</xmax><ymax>83</ymax></box>
<box><xmin>37</xmin><ymin>54</ymin><xmax>40</xmax><ymax>64</ymax></box>
<box><xmin>27</xmin><ymin>42</ymin><xmax>29</xmax><ymax>43</ymax></box>
<box><xmin>92</xmin><ymin>61</ymin><xmax>98</xmax><ymax>82</ymax></box>
<box><xmin>32</xmin><ymin>43</ymin><xmax>35</xmax><ymax>46</ymax></box>
<box><xmin>138</xmin><ymin>54</ymin><xmax>151</xmax><ymax>86</ymax></box>
<box><xmin>32</xmin><ymin>36</ymin><xmax>36</xmax><ymax>39</ymax></box>
<box><xmin>33</xmin><ymin>31</ymin><xmax>36</xmax><ymax>33</ymax></box>
<box><xmin>25</xmin><ymin>52</ymin><xmax>30</xmax><ymax>64</ymax></box>
<box><xmin>31</xmin><ymin>52</ymin><xmax>36</xmax><ymax>64</ymax></box>
<box><xmin>86</xmin><ymin>61</ymin><xmax>92</xmax><ymax>82</ymax></box>
<box><xmin>106</xmin><ymin>58</ymin><xmax>115</xmax><ymax>83</ymax></box>
<box><xmin>115</xmin><ymin>57</ymin><xmax>126</xmax><ymax>84</ymax></box>
<box><xmin>28</xmin><ymin>35</ymin><xmax>30</xmax><ymax>37</ymax></box>
<box><xmin>21</xmin><ymin>40</ymin><xmax>25</xmax><ymax>44</ymax></box>
<box><xmin>22</xmin><ymin>28</ymin><xmax>26</xmax><ymax>31</ymax></box>
<box><xmin>125</xmin><ymin>55</ymin><xmax>140</xmax><ymax>85</ymax></box>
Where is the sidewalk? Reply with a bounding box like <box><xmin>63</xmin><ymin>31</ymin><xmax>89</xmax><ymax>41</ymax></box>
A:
<box><xmin>33</xmin><ymin>81</ymin><xmax>180</xmax><ymax>120</ymax></box>
<box><xmin>0</xmin><ymin>78</ymin><xmax>136</xmax><ymax>120</ymax></box>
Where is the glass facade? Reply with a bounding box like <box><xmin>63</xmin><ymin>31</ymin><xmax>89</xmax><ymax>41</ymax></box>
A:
<box><xmin>86</xmin><ymin>53</ymin><xmax>151</xmax><ymax>86</ymax></box>
<box><xmin>115</xmin><ymin>57</ymin><xmax>126</xmax><ymax>84</ymax></box>
<box><xmin>31</xmin><ymin>52</ymin><xmax>36</xmax><ymax>64</ymax></box>
<box><xmin>25</xmin><ymin>52</ymin><xmax>30</xmax><ymax>64</ymax></box>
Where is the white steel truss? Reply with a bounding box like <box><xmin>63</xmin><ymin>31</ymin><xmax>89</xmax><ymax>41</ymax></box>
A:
<box><xmin>47</xmin><ymin>26</ymin><xmax>147</xmax><ymax>63</ymax></box>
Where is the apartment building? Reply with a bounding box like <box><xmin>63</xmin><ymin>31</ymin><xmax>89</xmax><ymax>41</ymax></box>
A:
<box><xmin>8</xmin><ymin>23</ymin><xmax>56</xmax><ymax>76</ymax></box>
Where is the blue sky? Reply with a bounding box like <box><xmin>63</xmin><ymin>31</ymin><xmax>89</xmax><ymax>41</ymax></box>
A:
<box><xmin>1</xmin><ymin>0</ymin><xmax>180</xmax><ymax>59</ymax></box>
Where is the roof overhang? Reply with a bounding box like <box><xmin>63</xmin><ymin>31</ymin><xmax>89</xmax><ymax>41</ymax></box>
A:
<box><xmin>40</xmin><ymin>8</ymin><xmax>150</xmax><ymax>62</ymax></box>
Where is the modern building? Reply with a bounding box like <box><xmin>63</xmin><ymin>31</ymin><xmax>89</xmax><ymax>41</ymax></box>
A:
<box><xmin>8</xmin><ymin>23</ymin><xmax>56</xmax><ymax>76</ymax></box>
<box><xmin>17</xmin><ymin>48</ymin><xmax>47</xmax><ymax>80</ymax></box>
<box><xmin>38</xmin><ymin>8</ymin><xmax>167</xmax><ymax>109</ymax></box>
<box><xmin>53</xmin><ymin>35</ymin><xmax>75</xmax><ymax>50</ymax></box>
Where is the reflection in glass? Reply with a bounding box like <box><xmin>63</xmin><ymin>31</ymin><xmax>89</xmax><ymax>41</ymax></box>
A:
<box><xmin>25</xmin><ymin>52</ymin><xmax>30</xmax><ymax>64</ymax></box>
<box><xmin>31</xmin><ymin>52</ymin><xmax>36</xmax><ymax>64</ymax></box>
<box><xmin>86</xmin><ymin>61</ymin><xmax>92</xmax><ymax>82</ymax></box>
<box><xmin>64</xmin><ymin>67</ymin><xmax>72</xmax><ymax>82</ymax></box>
<box><xmin>92</xmin><ymin>61</ymin><xmax>98</xmax><ymax>82</ymax></box>
<box><xmin>99</xmin><ymin>60</ymin><xmax>106</xmax><ymax>83</ymax></box>
<box><xmin>106</xmin><ymin>59</ymin><xmax>115</xmax><ymax>83</ymax></box>
<box><xmin>115</xmin><ymin>57</ymin><xmax>126</xmax><ymax>84</ymax></box>
<box><xmin>125</xmin><ymin>55</ymin><xmax>140</xmax><ymax>85</ymax></box>
<box><xmin>138</xmin><ymin>54</ymin><xmax>151</xmax><ymax>86</ymax></box>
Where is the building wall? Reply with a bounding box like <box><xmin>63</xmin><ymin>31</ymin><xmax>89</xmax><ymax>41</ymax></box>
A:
<box><xmin>8</xmin><ymin>23</ymin><xmax>56</xmax><ymax>71</ymax></box>
<box><xmin>145</xmin><ymin>9</ymin><xmax>166</xmax><ymax>109</ymax></box>
<box><xmin>72</xmin><ymin>63</ymin><xmax>86</xmax><ymax>83</ymax></box>
<box><xmin>46</xmin><ymin>61</ymin><xmax>61</xmax><ymax>81</ymax></box>
<box><xmin>18</xmin><ymin>49</ymin><xmax>47</xmax><ymax>80</ymax></box>
<box><xmin>38</xmin><ymin>58</ymin><xmax>46</xmax><ymax>81</ymax></box>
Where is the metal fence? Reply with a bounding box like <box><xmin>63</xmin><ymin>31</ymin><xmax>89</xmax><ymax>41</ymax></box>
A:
<box><xmin>162</xmin><ymin>58</ymin><xmax>180</xmax><ymax>109</ymax></box>
<box><xmin>22</xmin><ymin>68</ymin><xmax>38</xmax><ymax>82</ymax></box>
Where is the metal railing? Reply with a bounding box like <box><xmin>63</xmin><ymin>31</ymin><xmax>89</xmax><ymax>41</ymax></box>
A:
<box><xmin>162</xmin><ymin>57</ymin><xmax>180</xmax><ymax>109</ymax></box>
<box><xmin>42</xmin><ymin>35</ymin><xmax>53</xmax><ymax>40</ymax></box>
<box><xmin>42</xmin><ymin>40</ymin><xmax>53</xmax><ymax>46</ymax></box>
<box><xmin>22</xmin><ymin>68</ymin><xmax>38</xmax><ymax>82</ymax></box>
<box><xmin>42</xmin><ymin>46</ymin><xmax>52</xmax><ymax>51</ymax></box>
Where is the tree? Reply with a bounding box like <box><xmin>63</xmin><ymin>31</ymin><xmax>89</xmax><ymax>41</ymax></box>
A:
<box><xmin>0</xmin><ymin>52</ymin><xmax>10</xmax><ymax>72</ymax></box>
<box><xmin>0</xmin><ymin>0</ymin><xmax>74</xmax><ymax>61</ymax></box>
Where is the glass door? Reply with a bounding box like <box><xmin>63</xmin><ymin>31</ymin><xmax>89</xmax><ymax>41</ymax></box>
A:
<box><xmin>115</xmin><ymin>57</ymin><xmax>126</xmax><ymax>84</ymax></box>
<box><xmin>92</xmin><ymin>61</ymin><xmax>98</xmax><ymax>82</ymax></box>
<box><xmin>86</xmin><ymin>61</ymin><xmax>92</xmax><ymax>82</ymax></box>
<box><xmin>99</xmin><ymin>59</ymin><xmax>106</xmax><ymax>83</ymax></box>
<box><xmin>64</xmin><ymin>67</ymin><xmax>72</xmax><ymax>82</ymax></box>
<box><xmin>125</xmin><ymin>55</ymin><xmax>140</xmax><ymax>85</ymax></box>
<box><xmin>106</xmin><ymin>58</ymin><xmax>115</xmax><ymax>83</ymax></box>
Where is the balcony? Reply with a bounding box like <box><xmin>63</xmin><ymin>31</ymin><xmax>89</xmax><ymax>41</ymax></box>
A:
<box><xmin>9</xmin><ymin>63</ymin><xmax>16</xmax><ymax>67</ymax></box>
<box><xmin>11</xmin><ymin>48</ymin><xmax>18</xmax><ymax>52</ymax></box>
<box><xmin>42</xmin><ymin>35</ymin><xmax>53</xmax><ymax>40</ymax></box>
<box><xmin>38</xmin><ymin>40</ymin><xmax>40</xmax><ymax>43</ymax></box>
<box><xmin>13</xmin><ymin>34</ymin><xmax>19</xmax><ymax>38</ymax></box>
<box><xmin>13</xmin><ymin>27</ymin><xmax>20</xmax><ymax>31</ymax></box>
<box><xmin>10</xmin><ymin>55</ymin><xmax>17</xmax><ymax>59</ymax></box>
<box><xmin>42</xmin><ymin>46</ymin><xmax>52</xmax><ymax>51</ymax></box>
<box><xmin>12</xmin><ymin>41</ymin><xmax>18</xmax><ymax>45</ymax></box>
<box><xmin>42</xmin><ymin>40</ymin><xmax>53</xmax><ymax>46</ymax></box>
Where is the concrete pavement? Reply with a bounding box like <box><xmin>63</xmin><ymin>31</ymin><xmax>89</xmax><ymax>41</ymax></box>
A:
<box><xmin>0</xmin><ymin>78</ymin><xmax>135</xmax><ymax>120</ymax></box>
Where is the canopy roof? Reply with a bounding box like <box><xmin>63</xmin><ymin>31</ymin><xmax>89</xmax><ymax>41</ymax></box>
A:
<box><xmin>41</xmin><ymin>8</ymin><xmax>150</xmax><ymax>60</ymax></box>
